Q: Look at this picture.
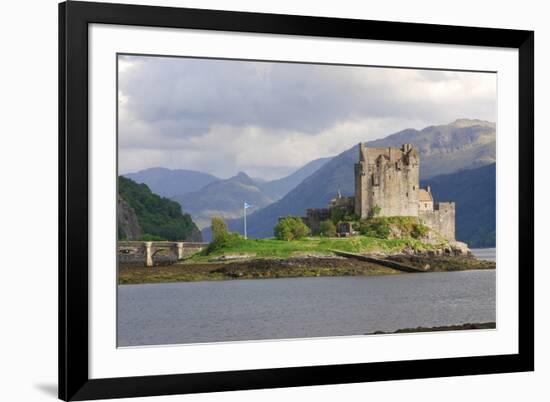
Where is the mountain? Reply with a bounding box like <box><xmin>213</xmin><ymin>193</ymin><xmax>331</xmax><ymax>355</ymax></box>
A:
<box><xmin>213</xmin><ymin>119</ymin><xmax>496</xmax><ymax>240</ymax></box>
<box><xmin>172</xmin><ymin>172</ymin><xmax>274</xmax><ymax>229</ymax></box>
<box><xmin>368</xmin><ymin>119</ymin><xmax>495</xmax><ymax>179</ymax></box>
<box><xmin>422</xmin><ymin>163</ymin><xmax>496</xmax><ymax>248</ymax></box>
<box><xmin>124</xmin><ymin>157</ymin><xmax>328</xmax><ymax>207</ymax></box>
<box><xmin>124</xmin><ymin>167</ymin><xmax>218</xmax><ymax>198</ymax></box>
<box><xmin>258</xmin><ymin>157</ymin><xmax>332</xmax><ymax>200</ymax></box>
<box><xmin>118</xmin><ymin>176</ymin><xmax>202</xmax><ymax>241</ymax></box>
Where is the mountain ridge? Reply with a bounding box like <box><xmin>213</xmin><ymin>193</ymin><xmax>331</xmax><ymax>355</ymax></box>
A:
<box><xmin>172</xmin><ymin>171</ymin><xmax>274</xmax><ymax>229</ymax></box>
<box><xmin>124</xmin><ymin>167</ymin><xmax>218</xmax><ymax>198</ymax></box>
<box><xmin>258</xmin><ymin>157</ymin><xmax>332</xmax><ymax>200</ymax></box>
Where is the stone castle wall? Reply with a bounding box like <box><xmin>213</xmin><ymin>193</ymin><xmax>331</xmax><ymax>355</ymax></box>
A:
<box><xmin>355</xmin><ymin>144</ymin><xmax>420</xmax><ymax>218</ymax></box>
<box><xmin>303</xmin><ymin>208</ymin><xmax>331</xmax><ymax>234</ymax></box>
<box><xmin>419</xmin><ymin>202</ymin><xmax>456</xmax><ymax>241</ymax></box>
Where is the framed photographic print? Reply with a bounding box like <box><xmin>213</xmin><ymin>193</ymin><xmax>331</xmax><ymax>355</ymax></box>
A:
<box><xmin>59</xmin><ymin>1</ymin><xmax>534</xmax><ymax>400</ymax></box>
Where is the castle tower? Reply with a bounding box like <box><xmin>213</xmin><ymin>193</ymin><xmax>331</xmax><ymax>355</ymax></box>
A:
<box><xmin>354</xmin><ymin>143</ymin><xmax>420</xmax><ymax>218</ymax></box>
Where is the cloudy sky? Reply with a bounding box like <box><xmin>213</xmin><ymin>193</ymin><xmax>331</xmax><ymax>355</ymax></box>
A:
<box><xmin>118</xmin><ymin>55</ymin><xmax>496</xmax><ymax>180</ymax></box>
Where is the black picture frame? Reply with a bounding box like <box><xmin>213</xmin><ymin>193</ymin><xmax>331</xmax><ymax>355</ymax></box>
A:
<box><xmin>59</xmin><ymin>1</ymin><xmax>534</xmax><ymax>400</ymax></box>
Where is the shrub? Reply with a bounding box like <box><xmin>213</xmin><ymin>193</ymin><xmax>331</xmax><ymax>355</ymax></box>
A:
<box><xmin>319</xmin><ymin>220</ymin><xmax>337</xmax><ymax>237</ymax></box>
<box><xmin>274</xmin><ymin>216</ymin><xmax>311</xmax><ymax>241</ymax></box>
<box><xmin>206</xmin><ymin>217</ymin><xmax>242</xmax><ymax>253</ymax></box>
<box><xmin>139</xmin><ymin>233</ymin><xmax>165</xmax><ymax>241</ymax></box>
<box><xmin>411</xmin><ymin>223</ymin><xmax>429</xmax><ymax>239</ymax></box>
<box><xmin>357</xmin><ymin>216</ymin><xmax>431</xmax><ymax>240</ymax></box>
<box><xmin>358</xmin><ymin>219</ymin><xmax>391</xmax><ymax>239</ymax></box>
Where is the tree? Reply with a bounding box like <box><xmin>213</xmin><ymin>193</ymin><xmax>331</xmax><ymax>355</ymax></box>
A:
<box><xmin>330</xmin><ymin>207</ymin><xmax>346</xmax><ymax>224</ymax></box>
<box><xmin>211</xmin><ymin>216</ymin><xmax>229</xmax><ymax>244</ymax></box>
<box><xmin>274</xmin><ymin>216</ymin><xmax>311</xmax><ymax>241</ymax></box>
<box><xmin>319</xmin><ymin>220</ymin><xmax>337</xmax><ymax>237</ymax></box>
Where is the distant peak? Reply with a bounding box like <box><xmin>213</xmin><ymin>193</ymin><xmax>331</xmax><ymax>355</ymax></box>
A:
<box><xmin>235</xmin><ymin>171</ymin><xmax>250</xmax><ymax>179</ymax></box>
<box><xmin>231</xmin><ymin>171</ymin><xmax>256</xmax><ymax>185</ymax></box>
<box><xmin>451</xmin><ymin>118</ymin><xmax>494</xmax><ymax>128</ymax></box>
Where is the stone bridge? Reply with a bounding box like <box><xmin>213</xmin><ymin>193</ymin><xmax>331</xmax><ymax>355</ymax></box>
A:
<box><xmin>118</xmin><ymin>241</ymin><xmax>208</xmax><ymax>267</ymax></box>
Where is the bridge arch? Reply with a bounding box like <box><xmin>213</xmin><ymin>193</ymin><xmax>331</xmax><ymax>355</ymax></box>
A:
<box><xmin>117</xmin><ymin>241</ymin><xmax>207</xmax><ymax>267</ymax></box>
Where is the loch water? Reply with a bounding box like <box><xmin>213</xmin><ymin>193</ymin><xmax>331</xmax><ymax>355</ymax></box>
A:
<box><xmin>471</xmin><ymin>247</ymin><xmax>496</xmax><ymax>262</ymax></box>
<box><xmin>118</xmin><ymin>266</ymin><xmax>496</xmax><ymax>347</ymax></box>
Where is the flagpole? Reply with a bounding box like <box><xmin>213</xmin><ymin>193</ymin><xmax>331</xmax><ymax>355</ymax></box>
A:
<box><xmin>244</xmin><ymin>202</ymin><xmax>247</xmax><ymax>240</ymax></box>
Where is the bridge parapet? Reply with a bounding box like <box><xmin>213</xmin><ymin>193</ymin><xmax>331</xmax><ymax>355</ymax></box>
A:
<box><xmin>118</xmin><ymin>241</ymin><xmax>208</xmax><ymax>267</ymax></box>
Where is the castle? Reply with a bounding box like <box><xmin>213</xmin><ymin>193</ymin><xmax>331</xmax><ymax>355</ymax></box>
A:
<box><xmin>303</xmin><ymin>143</ymin><xmax>456</xmax><ymax>240</ymax></box>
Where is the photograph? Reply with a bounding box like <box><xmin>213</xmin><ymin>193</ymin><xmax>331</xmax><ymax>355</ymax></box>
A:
<box><xmin>116</xmin><ymin>54</ymin><xmax>497</xmax><ymax>347</ymax></box>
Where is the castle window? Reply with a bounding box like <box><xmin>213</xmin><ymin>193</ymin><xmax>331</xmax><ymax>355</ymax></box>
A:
<box><xmin>406</xmin><ymin>192</ymin><xmax>408</xmax><ymax>197</ymax></box>
<box><xmin>413</xmin><ymin>186</ymin><xmax>416</xmax><ymax>190</ymax></box>
<box><xmin>425</xmin><ymin>203</ymin><xmax>427</xmax><ymax>208</ymax></box>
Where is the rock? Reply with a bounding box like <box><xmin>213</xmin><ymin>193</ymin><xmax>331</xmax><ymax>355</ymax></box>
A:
<box><xmin>117</xmin><ymin>195</ymin><xmax>142</xmax><ymax>240</ymax></box>
<box><xmin>389</xmin><ymin>225</ymin><xmax>403</xmax><ymax>239</ymax></box>
<box><xmin>449</xmin><ymin>241</ymin><xmax>470</xmax><ymax>255</ymax></box>
<box><xmin>210</xmin><ymin>253</ymin><xmax>256</xmax><ymax>262</ymax></box>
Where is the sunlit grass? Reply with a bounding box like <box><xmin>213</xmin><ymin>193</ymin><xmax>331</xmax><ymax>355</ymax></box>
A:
<box><xmin>186</xmin><ymin>235</ymin><xmax>444</xmax><ymax>263</ymax></box>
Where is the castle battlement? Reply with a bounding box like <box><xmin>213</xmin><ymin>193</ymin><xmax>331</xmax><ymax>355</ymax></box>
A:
<box><xmin>434</xmin><ymin>201</ymin><xmax>455</xmax><ymax>211</ymax></box>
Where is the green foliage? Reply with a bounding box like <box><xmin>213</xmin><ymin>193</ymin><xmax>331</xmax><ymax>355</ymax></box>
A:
<box><xmin>358</xmin><ymin>218</ymin><xmax>391</xmax><ymax>239</ymax></box>
<box><xmin>118</xmin><ymin>225</ymin><xmax>127</xmax><ymax>240</ymax></box>
<box><xmin>319</xmin><ymin>220</ymin><xmax>337</xmax><ymax>237</ymax></box>
<box><xmin>411</xmin><ymin>223</ymin><xmax>429</xmax><ymax>239</ymax></box>
<box><xmin>274</xmin><ymin>216</ymin><xmax>311</xmax><ymax>241</ymax></box>
<box><xmin>371</xmin><ymin>205</ymin><xmax>382</xmax><ymax>217</ymax></box>
<box><xmin>211</xmin><ymin>216</ymin><xmax>229</xmax><ymax>244</ymax></box>
<box><xmin>330</xmin><ymin>207</ymin><xmax>346</xmax><ymax>224</ymax></box>
<box><xmin>118</xmin><ymin>176</ymin><xmax>199</xmax><ymax>241</ymax></box>
<box><xmin>206</xmin><ymin>216</ymin><xmax>242</xmax><ymax>253</ymax></box>
<box><xmin>330</xmin><ymin>207</ymin><xmax>358</xmax><ymax>225</ymax></box>
<box><xmin>357</xmin><ymin>216</ymin><xmax>430</xmax><ymax>240</ymax></box>
<box><xmin>206</xmin><ymin>232</ymin><xmax>241</xmax><ymax>253</ymax></box>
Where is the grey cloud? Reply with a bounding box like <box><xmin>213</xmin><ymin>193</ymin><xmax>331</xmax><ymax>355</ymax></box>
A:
<box><xmin>118</xmin><ymin>55</ymin><xmax>496</xmax><ymax>178</ymax></box>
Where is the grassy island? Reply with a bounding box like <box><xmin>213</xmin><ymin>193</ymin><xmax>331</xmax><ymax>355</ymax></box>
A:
<box><xmin>118</xmin><ymin>234</ymin><xmax>495</xmax><ymax>285</ymax></box>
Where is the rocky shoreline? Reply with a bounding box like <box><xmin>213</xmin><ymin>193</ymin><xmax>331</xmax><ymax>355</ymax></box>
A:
<box><xmin>387</xmin><ymin>254</ymin><xmax>495</xmax><ymax>271</ymax></box>
<box><xmin>367</xmin><ymin>322</ymin><xmax>496</xmax><ymax>335</ymax></box>
<box><xmin>118</xmin><ymin>253</ymin><xmax>495</xmax><ymax>284</ymax></box>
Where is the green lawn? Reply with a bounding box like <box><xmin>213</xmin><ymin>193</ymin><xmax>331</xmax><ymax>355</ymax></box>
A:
<box><xmin>187</xmin><ymin>236</ymin><xmax>443</xmax><ymax>262</ymax></box>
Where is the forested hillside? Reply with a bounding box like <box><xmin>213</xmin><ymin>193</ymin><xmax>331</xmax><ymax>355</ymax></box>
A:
<box><xmin>118</xmin><ymin>176</ymin><xmax>202</xmax><ymax>241</ymax></box>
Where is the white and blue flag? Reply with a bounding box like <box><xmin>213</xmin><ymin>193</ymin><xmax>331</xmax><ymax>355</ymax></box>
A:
<box><xmin>244</xmin><ymin>202</ymin><xmax>252</xmax><ymax>209</ymax></box>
